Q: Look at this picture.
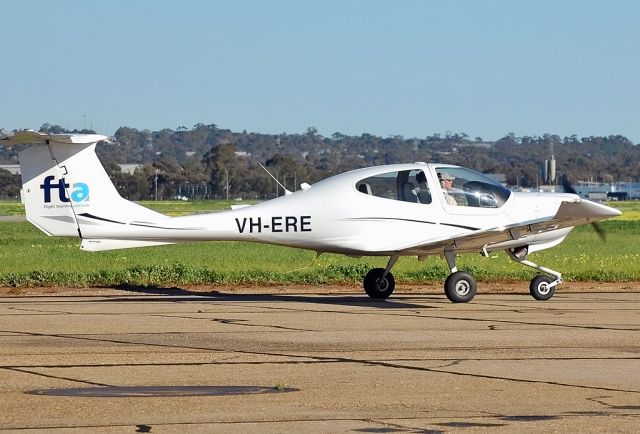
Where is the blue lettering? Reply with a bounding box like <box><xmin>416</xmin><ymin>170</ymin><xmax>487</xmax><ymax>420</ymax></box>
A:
<box><xmin>40</xmin><ymin>175</ymin><xmax>56</xmax><ymax>203</ymax></box>
<box><xmin>70</xmin><ymin>182</ymin><xmax>90</xmax><ymax>202</ymax></box>
<box><xmin>40</xmin><ymin>176</ymin><xmax>89</xmax><ymax>203</ymax></box>
<box><xmin>57</xmin><ymin>179</ymin><xmax>70</xmax><ymax>202</ymax></box>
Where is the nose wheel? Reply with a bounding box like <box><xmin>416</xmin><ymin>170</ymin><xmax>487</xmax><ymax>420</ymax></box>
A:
<box><xmin>529</xmin><ymin>274</ymin><xmax>555</xmax><ymax>300</ymax></box>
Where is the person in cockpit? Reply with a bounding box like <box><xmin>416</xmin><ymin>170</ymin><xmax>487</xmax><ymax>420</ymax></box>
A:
<box><xmin>438</xmin><ymin>172</ymin><xmax>458</xmax><ymax>206</ymax></box>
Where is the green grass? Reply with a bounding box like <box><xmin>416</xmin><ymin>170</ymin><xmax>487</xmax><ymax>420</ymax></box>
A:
<box><xmin>0</xmin><ymin>201</ymin><xmax>26</xmax><ymax>216</ymax></box>
<box><xmin>0</xmin><ymin>219</ymin><xmax>637</xmax><ymax>287</ymax></box>
<box><xmin>605</xmin><ymin>200</ymin><xmax>640</xmax><ymax>221</ymax></box>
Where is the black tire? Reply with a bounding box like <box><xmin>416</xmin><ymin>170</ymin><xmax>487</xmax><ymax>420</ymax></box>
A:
<box><xmin>444</xmin><ymin>271</ymin><xmax>477</xmax><ymax>303</ymax></box>
<box><xmin>530</xmin><ymin>274</ymin><xmax>555</xmax><ymax>300</ymax></box>
<box><xmin>363</xmin><ymin>268</ymin><xmax>395</xmax><ymax>299</ymax></box>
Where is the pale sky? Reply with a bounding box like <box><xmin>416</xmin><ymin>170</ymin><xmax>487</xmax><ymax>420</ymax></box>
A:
<box><xmin>1</xmin><ymin>0</ymin><xmax>639</xmax><ymax>142</ymax></box>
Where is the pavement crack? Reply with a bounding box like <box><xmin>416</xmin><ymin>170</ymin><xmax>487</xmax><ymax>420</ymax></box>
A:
<box><xmin>146</xmin><ymin>314</ymin><xmax>315</xmax><ymax>331</ymax></box>
<box><xmin>587</xmin><ymin>396</ymin><xmax>640</xmax><ymax>411</ymax></box>
<box><xmin>2</xmin><ymin>366</ymin><xmax>113</xmax><ymax>387</ymax></box>
<box><xmin>362</xmin><ymin>418</ymin><xmax>422</xmax><ymax>432</ymax></box>
<box><xmin>380</xmin><ymin>363</ymin><xmax>640</xmax><ymax>395</ymax></box>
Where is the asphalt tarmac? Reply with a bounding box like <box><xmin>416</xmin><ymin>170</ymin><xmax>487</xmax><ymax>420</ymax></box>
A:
<box><xmin>0</xmin><ymin>290</ymin><xmax>638</xmax><ymax>432</ymax></box>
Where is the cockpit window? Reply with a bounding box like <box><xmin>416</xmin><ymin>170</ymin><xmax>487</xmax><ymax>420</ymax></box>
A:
<box><xmin>356</xmin><ymin>169</ymin><xmax>432</xmax><ymax>204</ymax></box>
<box><xmin>436</xmin><ymin>167</ymin><xmax>511</xmax><ymax>208</ymax></box>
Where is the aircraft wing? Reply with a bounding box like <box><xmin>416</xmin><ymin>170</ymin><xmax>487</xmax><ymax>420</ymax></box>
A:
<box><xmin>398</xmin><ymin>199</ymin><xmax>621</xmax><ymax>256</ymax></box>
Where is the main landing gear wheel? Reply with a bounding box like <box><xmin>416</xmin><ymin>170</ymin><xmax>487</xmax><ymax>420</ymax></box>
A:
<box><xmin>444</xmin><ymin>271</ymin><xmax>477</xmax><ymax>303</ymax></box>
<box><xmin>529</xmin><ymin>274</ymin><xmax>555</xmax><ymax>300</ymax></box>
<box><xmin>363</xmin><ymin>268</ymin><xmax>395</xmax><ymax>299</ymax></box>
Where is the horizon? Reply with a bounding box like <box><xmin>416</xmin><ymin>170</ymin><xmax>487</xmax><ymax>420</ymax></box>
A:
<box><xmin>2</xmin><ymin>123</ymin><xmax>636</xmax><ymax>145</ymax></box>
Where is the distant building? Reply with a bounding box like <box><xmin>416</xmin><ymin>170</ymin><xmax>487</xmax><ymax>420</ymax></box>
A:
<box><xmin>0</xmin><ymin>164</ymin><xmax>20</xmax><ymax>174</ymax></box>
<box><xmin>176</xmin><ymin>182</ymin><xmax>211</xmax><ymax>199</ymax></box>
<box><xmin>511</xmin><ymin>185</ymin><xmax>558</xmax><ymax>193</ymax></box>
<box><xmin>588</xmin><ymin>192</ymin><xmax>608</xmax><ymax>201</ymax></box>
<box><xmin>463</xmin><ymin>141</ymin><xmax>494</xmax><ymax>148</ymax></box>
<box><xmin>542</xmin><ymin>155</ymin><xmax>557</xmax><ymax>184</ymax></box>
<box><xmin>118</xmin><ymin>164</ymin><xmax>143</xmax><ymax>174</ymax></box>
<box><xmin>573</xmin><ymin>181</ymin><xmax>640</xmax><ymax>200</ymax></box>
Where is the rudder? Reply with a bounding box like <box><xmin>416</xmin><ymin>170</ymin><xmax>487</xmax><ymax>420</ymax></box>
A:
<box><xmin>5</xmin><ymin>131</ymin><xmax>165</xmax><ymax>238</ymax></box>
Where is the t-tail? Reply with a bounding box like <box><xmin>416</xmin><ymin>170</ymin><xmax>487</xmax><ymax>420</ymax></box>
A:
<box><xmin>1</xmin><ymin>130</ymin><xmax>172</xmax><ymax>250</ymax></box>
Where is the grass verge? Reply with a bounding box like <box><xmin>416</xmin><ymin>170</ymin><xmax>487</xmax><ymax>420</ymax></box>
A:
<box><xmin>0</xmin><ymin>220</ymin><xmax>637</xmax><ymax>287</ymax></box>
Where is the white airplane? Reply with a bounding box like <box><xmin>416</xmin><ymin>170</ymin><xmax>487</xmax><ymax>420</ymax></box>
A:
<box><xmin>2</xmin><ymin>130</ymin><xmax>621</xmax><ymax>302</ymax></box>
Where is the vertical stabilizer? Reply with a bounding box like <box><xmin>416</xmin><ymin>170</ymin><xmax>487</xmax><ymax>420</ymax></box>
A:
<box><xmin>3</xmin><ymin>131</ymin><xmax>166</xmax><ymax>238</ymax></box>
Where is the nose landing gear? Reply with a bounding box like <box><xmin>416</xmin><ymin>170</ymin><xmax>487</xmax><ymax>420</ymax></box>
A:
<box><xmin>507</xmin><ymin>247</ymin><xmax>562</xmax><ymax>301</ymax></box>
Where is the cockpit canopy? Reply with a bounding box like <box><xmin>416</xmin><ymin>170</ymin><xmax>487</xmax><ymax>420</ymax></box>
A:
<box><xmin>355</xmin><ymin>166</ymin><xmax>511</xmax><ymax>208</ymax></box>
<box><xmin>356</xmin><ymin>169</ymin><xmax>432</xmax><ymax>203</ymax></box>
<box><xmin>434</xmin><ymin>166</ymin><xmax>511</xmax><ymax>208</ymax></box>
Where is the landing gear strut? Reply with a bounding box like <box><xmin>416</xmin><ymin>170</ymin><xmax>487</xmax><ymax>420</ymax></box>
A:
<box><xmin>363</xmin><ymin>255</ymin><xmax>398</xmax><ymax>299</ymax></box>
<box><xmin>443</xmin><ymin>250</ymin><xmax>477</xmax><ymax>303</ymax></box>
<box><xmin>507</xmin><ymin>247</ymin><xmax>562</xmax><ymax>301</ymax></box>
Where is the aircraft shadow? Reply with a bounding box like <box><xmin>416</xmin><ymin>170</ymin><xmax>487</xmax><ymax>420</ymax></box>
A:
<box><xmin>103</xmin><ymin>284</ymin><xmax>431</xmax><ymax>309</ymax></box>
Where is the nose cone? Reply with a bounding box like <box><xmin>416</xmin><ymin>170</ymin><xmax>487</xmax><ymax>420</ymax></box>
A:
<box><xmin>556</xmin><ymin>198</ymin><xmax>622</xmax><ymax>221</ymax></box>
<box><xmin>597</xmin><ymin>201</ymin><xmax>623</xmax><ymax>218</ymax></box>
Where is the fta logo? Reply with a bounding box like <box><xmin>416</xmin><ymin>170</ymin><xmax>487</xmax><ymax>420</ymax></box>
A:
<box><xmin>40</xmin><ymin>175</ymin><xmax>90</xmax><ymax>203</ymax></box>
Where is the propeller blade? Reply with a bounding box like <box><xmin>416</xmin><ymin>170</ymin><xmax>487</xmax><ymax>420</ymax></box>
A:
<box><xmin>562</xmin><ymin>176</ymin><xmax>608</xmax><ymax>242</ymax></box>
<box><xmin>592</xmin><ymin>221</ymin><xmax>607</xmax><ymax>242</ymax></box>
<box><xmin>561</xmin><ymin>177</ymin><xmax>578</xmax><ymax>195</ymax></box>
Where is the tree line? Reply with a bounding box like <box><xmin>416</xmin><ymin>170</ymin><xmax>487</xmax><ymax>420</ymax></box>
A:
<box><xmin>0</xmin><ymin>123</ymin><xmax>638</xmax><ymax>200</ymax></box>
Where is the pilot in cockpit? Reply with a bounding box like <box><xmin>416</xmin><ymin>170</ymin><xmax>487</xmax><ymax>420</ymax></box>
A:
<box><xmin>438</xmin><ymin>172</ymin><xmax>458</xmax><ymax>206</ymax></box>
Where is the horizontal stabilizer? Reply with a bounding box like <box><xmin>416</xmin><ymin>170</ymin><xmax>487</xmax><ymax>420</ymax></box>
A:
<box><xmin>0</xmin><ymin>130</ymin><xmax>109</xmax><ymax>146</ymax></box>
<box><xmin>81</xmin><ymin>239</ymin><xmax>175</xmax><ymax>252</ymax></box>
<box><xmin>230</xmin><ymin>204</ymin><xmax>252</xmax><ymax>210</ymax></box>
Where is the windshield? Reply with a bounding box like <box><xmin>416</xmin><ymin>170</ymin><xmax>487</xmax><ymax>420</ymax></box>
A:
<box><xmin>435</xmin><ymin>167</ymin><xmax>511</xmax><ymax>208</ymax></box>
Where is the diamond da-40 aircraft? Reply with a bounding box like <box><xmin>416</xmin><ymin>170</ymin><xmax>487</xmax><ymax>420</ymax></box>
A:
<box><xmin>2</xmin><ymin>130</ymin><xmax>621</xmax><ymax>302</ymax></box>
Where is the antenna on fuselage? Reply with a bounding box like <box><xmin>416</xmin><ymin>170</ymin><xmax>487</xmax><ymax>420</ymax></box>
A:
<box><xmin>258</xmin><ymin>162</ymin><xmax>292</xmax><ymax>196</ymax></box>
